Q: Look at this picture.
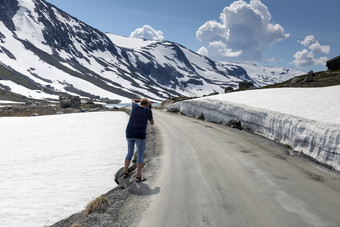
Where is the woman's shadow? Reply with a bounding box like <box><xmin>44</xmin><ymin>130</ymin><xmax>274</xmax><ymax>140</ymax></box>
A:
<box><xmin>128</xmin><ymin>182</ymin><xmax>160</xmax><ymax>196</ymax></box>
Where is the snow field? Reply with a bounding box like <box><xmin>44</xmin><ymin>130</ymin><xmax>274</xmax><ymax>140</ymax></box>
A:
<box><xmin>169</xmin><ymin>86</ymin><xmax>340</xmax><ymax>171</ymax></box>
<box><xmin>0</xmin><ymin>112</ymin><xmax>129</xmax><ymax>227</ymax></box>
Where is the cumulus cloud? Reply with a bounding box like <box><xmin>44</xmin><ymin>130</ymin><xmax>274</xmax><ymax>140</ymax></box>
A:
<box><xmin>293</xmin><ymin>35</ymin><xmax>330</xmax><ymax>68</ymax></box>
<box><xmin>292</xmin><ymin>49</ymin><xmax>316</xmax><ymax>68</ymax></box>
<box><xmin>208</xmin><ymin>41</ymin><xmax>242</xmax><ymax>58</ymax></box>
<box><xmin>300</xmin><ymin>35</ymin><xmax>330</xmax><ymax>54</ymax></box>
<box><xmin>129</xmin><ymin>25</ymin><xmax>164</xmax><ymax>41</ymax></box>
<box><xmin>197</xmin><ymin>47</ymin><xmax>209</xmax><ymax>56</ymax></box>
<box><xmin>196</xmin><ymin>0</ymin><xmax>289</xmax><ymax>61</ymax></box>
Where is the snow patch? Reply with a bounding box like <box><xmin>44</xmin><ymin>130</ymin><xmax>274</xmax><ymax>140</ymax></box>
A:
<box><xmin>0</xmin><ymin>80</ymin><xmax>58</xmax><ymax>100</ymax></box>
<box><xmin>13</xmin><ymin>0</ymin><xmax>52</xmax><ymax>54</ymax></box>
<box><xmin>0</xmin><ymin>112</ymin><xmax>129</xmax><ymax>227</ymax></box>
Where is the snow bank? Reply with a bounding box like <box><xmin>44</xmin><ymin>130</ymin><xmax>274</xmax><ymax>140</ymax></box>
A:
<box><xmin>0</xmin><ymin>112</ymin><xmax>129</xmax><ymax>227</ymax></box>
<box><xmin>169</xmin><ymin>86</ymin><xmax>340</xmax><ymax>171</ymax></box>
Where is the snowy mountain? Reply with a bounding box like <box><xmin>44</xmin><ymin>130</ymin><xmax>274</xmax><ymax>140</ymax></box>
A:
<box><xmin>0</xmin><ymin>0</ymin><xmax>305</xmax><ymax>103</ymax></box>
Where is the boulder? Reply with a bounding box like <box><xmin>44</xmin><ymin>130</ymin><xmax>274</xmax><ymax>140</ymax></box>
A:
<box><xmin>290</xmin><ymin>77</ymin><xmax>299</xmax><ymax>86</ymax></box>
<box><xmin>59</xmin><ymin>95</ymin><xmax>81</xmax><ymax>109</ymax></box>
<box><xmin>239</xmin><ymin>81</ymin><xmax>254</xmax><ymax>90</ymax></box>
<box><xmin>302</xmin><ymin>70</ymin><xmax>314</xmax><ymax>83</ymax></box>
<box><xmin>225</xmin><ymin>87</ymin><xmax>234</xmax><ymax>93</ymax></box>
<box><xmin>114</xmin><ymin>167</ymin><xmax>125</xmax><ymax>185</ymax></box>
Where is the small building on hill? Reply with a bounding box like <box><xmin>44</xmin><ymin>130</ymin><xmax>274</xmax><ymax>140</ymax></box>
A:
<box><xmin>326</xmin><ymin>55</ymin><xmax>340</xmax><ymax>70</ymax></box>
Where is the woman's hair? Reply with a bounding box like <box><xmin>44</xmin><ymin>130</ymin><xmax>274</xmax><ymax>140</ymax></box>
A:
<box><xmin>140</xmin><ymin>97</ymin><xmax>149</xmax><ymax>106</ymax></box>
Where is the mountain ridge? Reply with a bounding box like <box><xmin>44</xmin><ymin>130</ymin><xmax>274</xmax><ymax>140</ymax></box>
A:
<box><xmin>0</xmin><ymin>0</ymin><xmax>305</xmax><ymax>103</ymax></box>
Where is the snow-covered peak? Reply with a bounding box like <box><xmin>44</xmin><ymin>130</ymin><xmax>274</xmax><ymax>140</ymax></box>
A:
<box><xmin>0</xmin><ymin>0</ymin><xmax>305</xmax><ymax>103</ymax></box>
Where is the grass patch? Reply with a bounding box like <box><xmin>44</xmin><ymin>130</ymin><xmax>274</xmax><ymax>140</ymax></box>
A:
<box><xmin>83</xmin><ymin>196</ymin><xmax>110</xmax><ymax>217</ymax></box>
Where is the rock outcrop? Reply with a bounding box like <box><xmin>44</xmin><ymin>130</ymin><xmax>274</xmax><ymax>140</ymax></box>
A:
<box><xmin>239</xmin><ymin>81</ymin><xmax>254</xmax><ymax>90</ymax></box>
<box><xmin>225</xmin><ymin>86</ymin><xmax>234</xmax><ymax>93</ymax></box>
<box><xmin>302</xmin><ymin>70</ymin><xmax>314</xmax><ymax>83</ymax></box>
<box><xmin>59</xmin><ymin>95</ymin><xmax>81</xmax><ymax>109</ymax></box>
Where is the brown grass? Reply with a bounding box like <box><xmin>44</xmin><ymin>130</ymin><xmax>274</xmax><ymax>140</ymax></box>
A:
<box><xmin>71</xmin><ymin>224</ymin><xmax>83</xmax><ymax>227</ymax></box>
<box><xmin>83</xmin><ymin>196</ymin><xmax>110</xmax><ymax>217</ymax></box>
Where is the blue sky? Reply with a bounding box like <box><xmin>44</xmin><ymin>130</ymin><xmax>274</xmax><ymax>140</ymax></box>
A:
<box><xmin>46</xmin><ymin>0</ymin><xmax>340</xmax><ymax>72</ymax></box>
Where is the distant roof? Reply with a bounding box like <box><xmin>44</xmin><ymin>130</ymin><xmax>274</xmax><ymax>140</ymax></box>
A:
<box><xmin>327</xmin><ymin>55</ymin><xmax>340</xmax><ymax>64</ymax></box>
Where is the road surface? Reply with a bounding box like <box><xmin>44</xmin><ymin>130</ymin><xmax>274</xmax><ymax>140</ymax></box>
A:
<box><xmin>137</xmin><ymin>110</ymin><xmax>340</xmax><ymax>227</ymax></box>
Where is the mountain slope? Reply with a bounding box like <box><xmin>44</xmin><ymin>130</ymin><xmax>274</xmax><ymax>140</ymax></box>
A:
<box><xmin>0</xmin><ymin>0</ymin><xmax>305</xmax><ymax>103</ymax></box>
<box><xmin>107</xmin><ymin>34</ymin><xmax>304</xmax><ymax>96</ymax></box>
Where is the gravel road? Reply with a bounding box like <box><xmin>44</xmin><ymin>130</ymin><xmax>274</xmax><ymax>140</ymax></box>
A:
<box><xmin>135</xmin><ymin>110</ymin><xmax>340</xmax><ymax>227</ymax></box>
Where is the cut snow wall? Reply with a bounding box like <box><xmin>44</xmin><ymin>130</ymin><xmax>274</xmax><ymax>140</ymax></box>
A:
<box><xmin>169</xmin><ymin>99</ymin><xmax>340</xmax><ymax>171</ymax></box>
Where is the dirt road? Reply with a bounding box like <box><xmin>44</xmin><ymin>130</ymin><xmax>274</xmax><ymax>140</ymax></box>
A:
<box><xmin>137</xmin><ymin>110</ymin><xmax>340</xmax><ymax>227</ymax></box>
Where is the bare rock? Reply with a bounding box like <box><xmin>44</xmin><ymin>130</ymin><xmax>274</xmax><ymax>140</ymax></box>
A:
<box><xmin>302</xmin><ymin>70</ymin><xmax>314</xmax><ymax>83</ymax></box>
<box><xmin>225</xmin><ymin>86</ymin><xmax>234</xmax><ymax>93</ymax></box>
<box><xmin>59</xmin><ymin>95</ymin><xmax>81</xmax><ymax>109</ymax></box>
<box><xmin>239</xmin><ymin>81</ymin><xmax>254</xmax><ymax>90</ymax></box>
<box><xmin>290</xmin><ymin>77</ymin><xmax>299</xmax><ymax>86</ymax></box>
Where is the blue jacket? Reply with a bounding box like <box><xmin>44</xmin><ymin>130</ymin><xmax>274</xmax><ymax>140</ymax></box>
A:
<box><xmin>126</xmin><ymin>103</ymin><xmax>153</xmax><ymax>139</ymax></box>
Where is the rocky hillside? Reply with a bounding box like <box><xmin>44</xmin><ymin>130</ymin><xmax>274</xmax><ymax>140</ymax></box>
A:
<box><xmin>262</xmin><ymin>70</ymin><xmax>340</xmax><ymax>89</ymax></box>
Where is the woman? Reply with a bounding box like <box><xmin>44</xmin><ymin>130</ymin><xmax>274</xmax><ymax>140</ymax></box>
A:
<box><xmin>123</xmin><ymin>98</ymin><xmax>154</xmax><ymax>182</ymax></box>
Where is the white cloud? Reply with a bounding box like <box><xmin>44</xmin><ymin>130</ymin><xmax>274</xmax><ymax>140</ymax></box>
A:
<box><xmin>293</xmin><ymin>35</ymin><xmax>330</xmax><ymax>68</ymax></box>
<box><xmin>129</xmin><ymin>25</ymin><xmax>164</xmax><ymax>41</ymax></box>
<box><xmin>208</xmin><ymin>41</ymin><xmax>242</xmax><ymax>58</ymax></box>
<box><xmin>197</xmin><ymin>47</ymin><xmax>209</xmax><ymax>57</ymax></box>
<box><xmin>196</xmin><ymin>0</ymin><xmax>289</xmax><ymax>61</ymax></box>
<box><xmin>300</xmin><ymin>35</ymin><xmax>317</xmax><ymax>47</ymax></box>
<box><xmin>300</xmin><ymin>35</ymin><xmax>330</xmax><ymax>54</ymax></box>
<box><xmin>196</xmin><ymin>20</ymin><xmax>227</xmax><ymax>45</ymax></box>
<box><xmin>292</xmin><ymin>49</ymin><xmax>316</xmax><ymax>68</ymax></box>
